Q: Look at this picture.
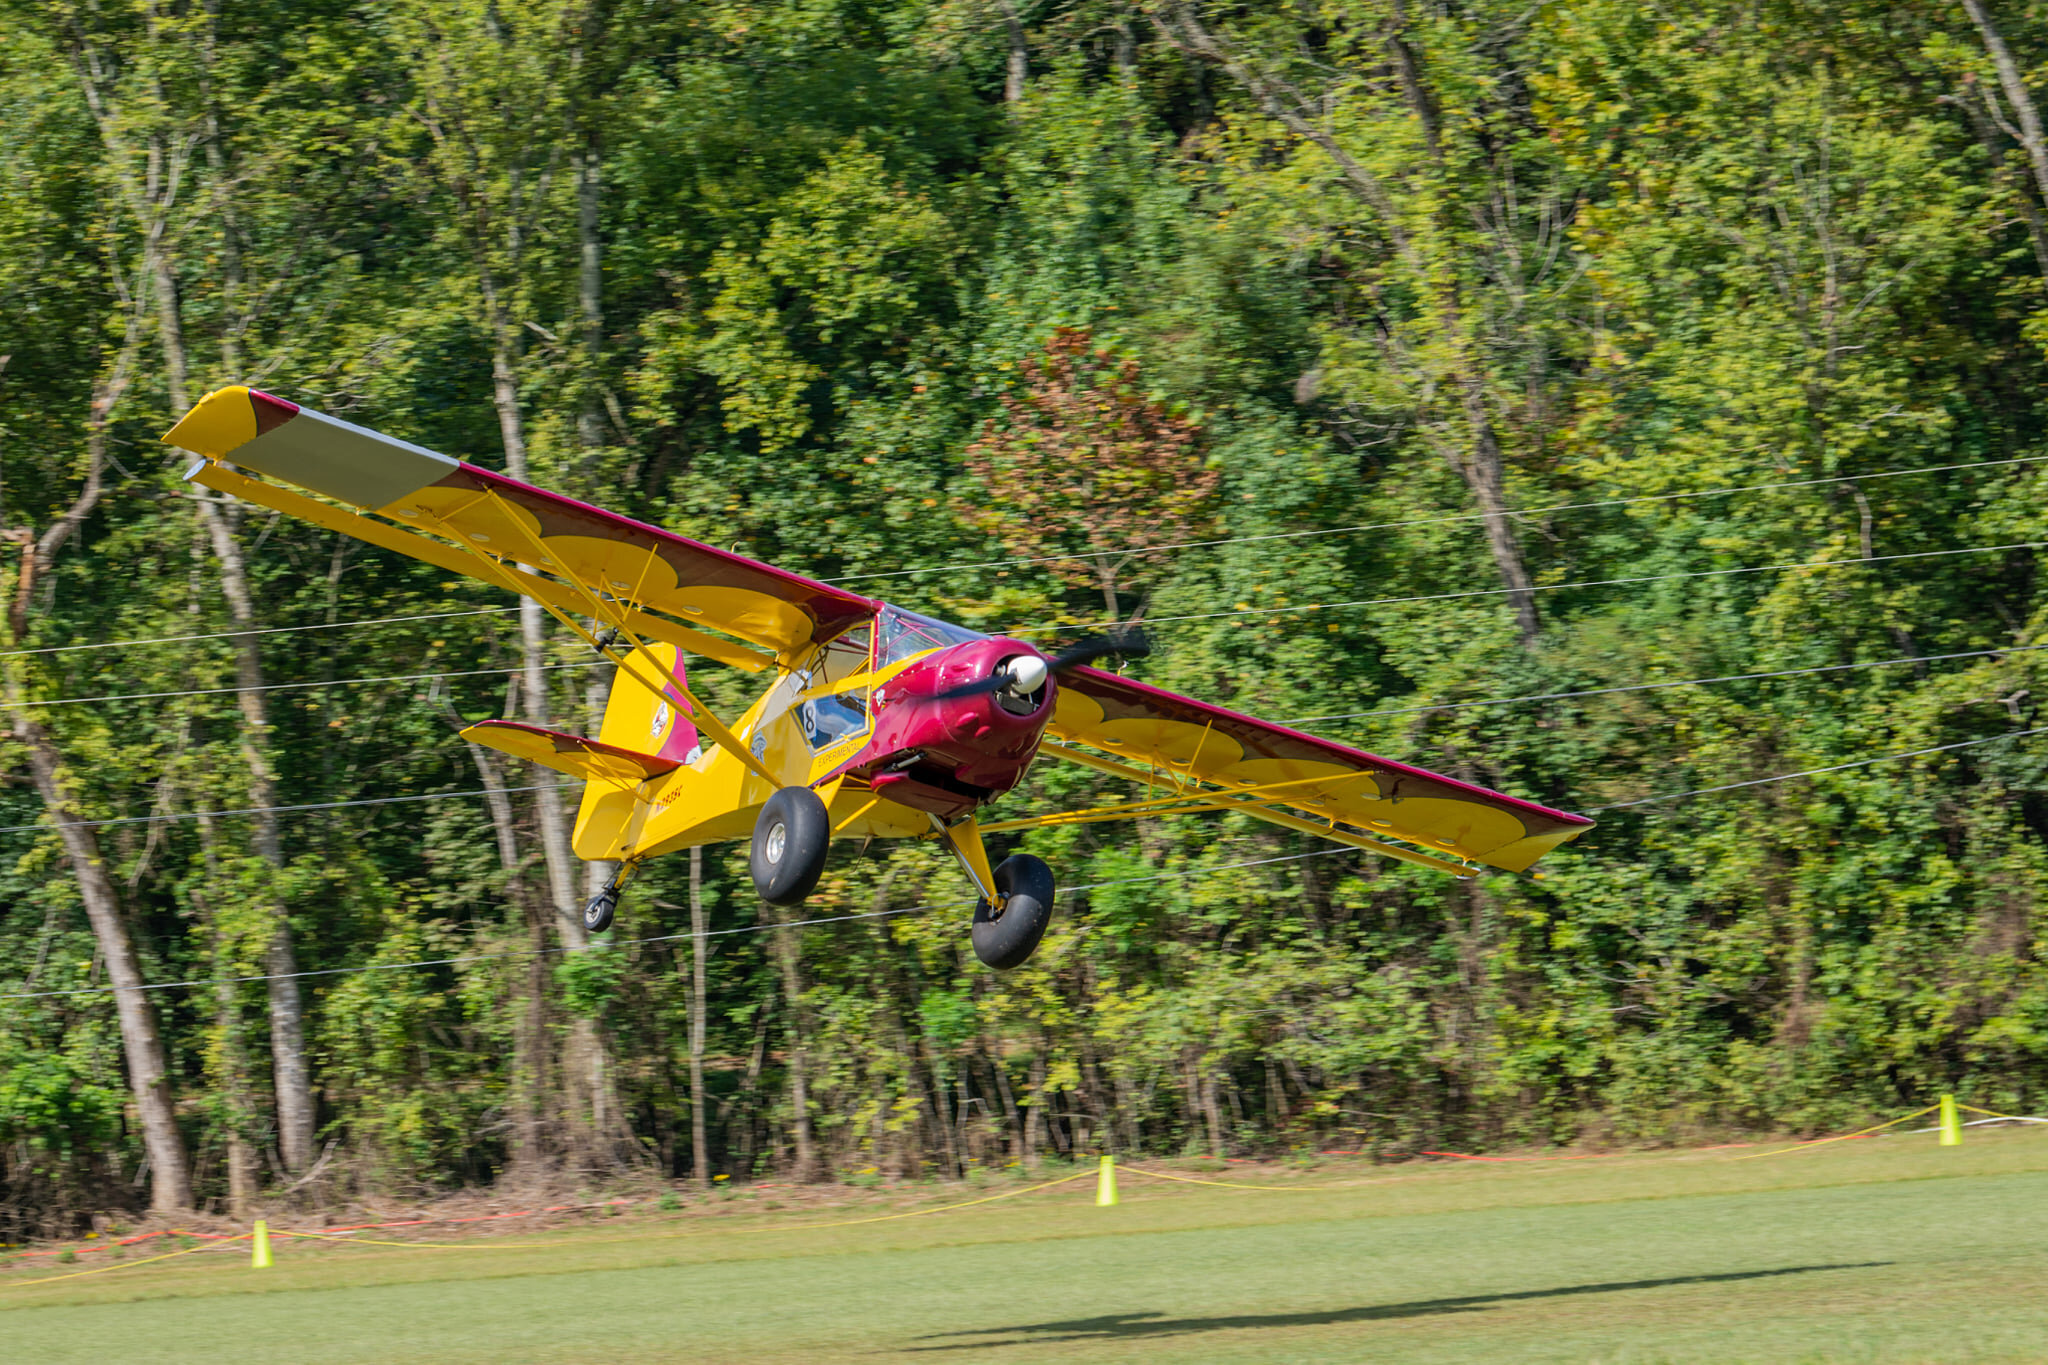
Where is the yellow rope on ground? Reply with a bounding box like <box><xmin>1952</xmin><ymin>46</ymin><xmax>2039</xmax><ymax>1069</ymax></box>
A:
<box><xmin>1960</xmin><ymin>1104</ymin><xmax>2048</xmax><ymax>1121</ymax></box>
<box><xmin>1730</xmin><ymin>1104</ymin><xmax>1940</xmax><ymax>1160</ymax></box>
<box><xmin>272</xmin><ymin>1229</ymin><xmax>548</xmax><ymax>1251</ymax></box>
<box><xmin>0</xmin><ymin>1234</ymin><xmax>245</xmax><ymax>1289</ymax></box>
<box><xmin>1117</xmin><ymin>1165</ymin><xmax>1316</xmax><ymax>1191</ymax></box>
<box><xmin>734</xmin><ymin>1168</ymin><xmax>1095</xmax><ymax>1233</ymax></box>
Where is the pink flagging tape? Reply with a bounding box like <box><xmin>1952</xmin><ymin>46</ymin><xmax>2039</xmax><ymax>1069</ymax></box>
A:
<box><xmin>8</xmin><ymin>1228</ymin><xmax>236</xmax><ymax>1261</ymax></box>
<box><xmin>1421</xmin><ymin>1151</ymin><xmax>1612</xmax><ymax>1163</ymax></box>
<box><xmin>4</xmin><ymin>1200</ymin><xmax>637</xmax><ymax>1263</ymax></box>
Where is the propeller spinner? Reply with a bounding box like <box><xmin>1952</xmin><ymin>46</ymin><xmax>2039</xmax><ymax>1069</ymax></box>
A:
<box><xmin>931</xmin><ymin>629</ymin><xmax>1151</xmax><ymax>701</ymax></box>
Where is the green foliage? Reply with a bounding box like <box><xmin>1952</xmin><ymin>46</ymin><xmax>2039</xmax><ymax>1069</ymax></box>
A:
<box><xmin>7</xmin><ymin>0</ymin><xmax>2048</xmax><ymax>1233</ymax></box>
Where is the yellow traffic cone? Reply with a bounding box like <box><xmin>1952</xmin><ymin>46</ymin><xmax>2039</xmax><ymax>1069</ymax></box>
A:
<box><xmin>1938</xmin><ymin>1093</ymin><xmax>1963</xmax><ymax>1147</ymax></box>
<box><xmin>250</xmin><ymin>1219</ymin><xmax>273</xmax><ymax>1269</ymax></box>
<box><xmin>1096</xmin><ymin>1154</ymin><xmax>1119</xmax><ymax>1207</ymax></box>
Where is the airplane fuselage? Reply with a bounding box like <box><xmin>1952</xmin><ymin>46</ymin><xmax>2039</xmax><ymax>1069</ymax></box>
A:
<box><xmin>573</xmin><ymin>606</ymin><xmax>1053</xmax><ymax>861</ymax></box>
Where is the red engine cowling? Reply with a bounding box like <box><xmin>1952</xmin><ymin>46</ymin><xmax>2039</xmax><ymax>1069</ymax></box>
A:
<box><xmin>845</xmin><ymin>637</ymin><xmax>1054</xmax><ymax>820</ymax></box>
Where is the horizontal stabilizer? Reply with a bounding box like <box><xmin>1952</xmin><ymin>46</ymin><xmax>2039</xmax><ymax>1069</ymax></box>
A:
<box><xmin>461</xmin><ymin>720</ymin><xmax>680</xmax><ymax>785</ymax></box>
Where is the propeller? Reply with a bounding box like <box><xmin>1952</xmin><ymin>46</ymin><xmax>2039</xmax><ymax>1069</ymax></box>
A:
<box><xmin>931</xmin><ymin>629</ymin><xmax>1152</xmax><ymax>702</ymax></box>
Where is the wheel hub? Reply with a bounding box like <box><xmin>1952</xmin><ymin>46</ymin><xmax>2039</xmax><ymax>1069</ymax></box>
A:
<box><xmin>765</xmin><ymin>820</ymin><xmax>787</xmax><ymax>864</ymax></box>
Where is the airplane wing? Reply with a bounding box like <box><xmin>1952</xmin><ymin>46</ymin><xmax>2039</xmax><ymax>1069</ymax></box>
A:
<box><xmin>1034</xmin><ymin>666</ymin><xmax>1593</xmax><ymax>875</ymax></box>
<box><xmin>163</xmin><ymin>387</ymin><xmax>877</xmax><ymax>663</ymax></box>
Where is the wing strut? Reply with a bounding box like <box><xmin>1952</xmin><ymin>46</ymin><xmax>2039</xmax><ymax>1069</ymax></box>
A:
<box><xmin>405</xmin><ymin>487</ymin><xmax>783</xmax><ymax>789</ymax></box>
<box><xmin>1013</xmin><ymin>739</ymin><xmax>1484</xmax><ymax>878</ymax></box>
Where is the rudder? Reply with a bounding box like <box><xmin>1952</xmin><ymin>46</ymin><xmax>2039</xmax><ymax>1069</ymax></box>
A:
<box><xmin>572</xmin><ymin>643</ymin><xmax>701</xmax><ymax>861</ymax></box>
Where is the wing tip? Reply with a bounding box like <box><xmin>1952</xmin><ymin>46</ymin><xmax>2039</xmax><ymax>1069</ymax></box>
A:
<box><xmin>160</xmin><ymin>386</ymin><xmax>302</xmax><ymax>459</ymax></box>
<box><xmin>161</xmin><ymin>386</ymin><xmax>254</xmax><ymax>458</ymax></box>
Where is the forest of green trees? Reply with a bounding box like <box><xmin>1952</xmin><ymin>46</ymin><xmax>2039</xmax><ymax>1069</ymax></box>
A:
<box><xmin>7</xmin><ymin>0</ymin><xmax>2048</xmax><ymax>1235</ymax></box>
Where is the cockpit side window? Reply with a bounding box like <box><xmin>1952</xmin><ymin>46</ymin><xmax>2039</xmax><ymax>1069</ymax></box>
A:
<box><xmin>875</xmin><ymin>606</ymin><xmax>982</xmax><ymax>667</ymax></box>
<box><xmin>816</xmin><ymin>625</ymin><xmax>872</xmax><ymax>688</ymax></box>
<box><xmin>795</xmin><ymin>624</ymin><xmax>875</xmax><ymax>754</ymax></box>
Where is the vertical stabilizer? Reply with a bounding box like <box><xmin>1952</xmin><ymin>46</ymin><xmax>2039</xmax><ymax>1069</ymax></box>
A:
<box><xmin>574</xmin><ymin>642</ymin><xmax>699</xmax><ymax>860</ymax></box>
<box><xmin>598</xmin><ymin>642</ymin><xmax>699</xmax><ymax>767</ymax></box>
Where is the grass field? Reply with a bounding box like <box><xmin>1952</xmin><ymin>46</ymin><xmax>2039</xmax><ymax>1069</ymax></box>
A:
<box><xmin>6</xmin><ymin>1130</ymin><xmax>2047</xmax><ymax>1363</ymax></box>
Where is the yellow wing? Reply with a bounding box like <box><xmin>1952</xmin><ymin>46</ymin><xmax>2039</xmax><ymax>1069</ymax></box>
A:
<box><xmin>164</xmin><ymin>387</ymin><xmax>877</xmax><ymax>666</ymax></box>
<box><xmin>1019</xmin><ymin>667</ymin><xmax>1594</xmax><ymax>877</ymax></box>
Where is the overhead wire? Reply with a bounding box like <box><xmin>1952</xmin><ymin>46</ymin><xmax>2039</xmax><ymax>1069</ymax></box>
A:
<box><xmin>5</xmin><ymin>641</ymin><xmax>2040</xmax><ymax>836</ymax></box>
<box><xmin>1</xmin><ymin>606</ymin><xmax>520</xmax><ymax>661</ymax></box>
<box><xmin>0</xmin><ymin>845</ymin><xmax>1358</xmax><ymax>1003</ymax></box>
<box><xmin>1285</xmin><ymin>641</ymin><xmax>2048</xmax><ymax>725</ymax></box>
<box><xmin>824</xmin><ymin>453</ymin><xmax>2048</xmax><ymax>584</ymax></box>
<box><xmin>6</xmin><ymin>728</ymin><xmax>2041</xmax><ymax>1003</ymax></box>
<box><xmin>2</xmin><ymin>460</ymin><xmax>2034</xmax><ymax>981</ymax></box>
<box><xmin>12</xmin><ymin>721</ymin><xmax>2046</xmax><ymax>1002</ymax></box>
<box><xmin>0</xmin><ymin>660</ymin><xmax>600</xmax><ymax>713</ymax></box>
<box><xmin>12</xmin><ymin>452</ymin><xmax>2042</xmax><ymax>663</ymax></box>
<box><xmin>1015</xmin><ymin>540</ymin><xmax>2046</xmax><ymax>636</ymax></box>
<box><xmin>1587</xmin><ymin>726</ymin><xmax>2048</xmax><ymax>812</ymax></box>
<box><xmin>7</xmin><ymin>543</ymin><xmax>2037</xmax><ymax>717</ymax></box>
<box><xmin>0</xmin><ymin>782</ymin><xmax>576</xmax><ymax>836</ymax></box>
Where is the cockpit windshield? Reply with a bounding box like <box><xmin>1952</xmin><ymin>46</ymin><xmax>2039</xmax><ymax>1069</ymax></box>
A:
<box><xmin>874</xmin><ymin>605</ymin><xmax>984</xmax><ymax>667</ymax></box>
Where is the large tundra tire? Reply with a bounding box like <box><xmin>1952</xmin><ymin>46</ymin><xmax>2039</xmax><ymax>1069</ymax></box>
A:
<box><xmin>971</xmin><ymin>855</ymin><xmax>1056</xmax><ymax>970</ymax></box>
<box><xmin>750</xmin><ymin>786</ymin><xmax>831</xmax><ymax>906</ymax></box>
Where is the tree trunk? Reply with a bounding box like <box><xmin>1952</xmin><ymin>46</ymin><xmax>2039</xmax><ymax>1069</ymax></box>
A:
<box><xmin>1202</xmin><ymin>1069</ymin><xmax>1226</xmax><ymax>1158</ymax></box>
<box><xmin>572</xmin><ymin>121</ymin><xmax>618</xmax><ymax>901</ymax></box>
<box><xmin>477</xmin><ymin>272</ymin><xmax>628</xmax><ymax>1171</ymax></box>
<box><xmin>920</xmin><ymin>1034</ymin><xmax>962</xmax><ymax>1177</ymax></box>
<box><xmin>486</xmin><ymin>319</ymin><xmax>587</xmax><ymax>947</ymax></box>
<box><xmin>1023</xmin><ymin>1052</ymin><xmax>1045</xmax><ymax>1171</ymax></box>
<box><xmin>1149</xmin><ymin>0</ymin><xmax>1541</xmax><ymax>646</ymax></box>
<box><xmin>991</xmin><ymin>1050</ymin><xmax>1022</xmax><ymax>1163</ymax></box>
<box><xmin>1963</xmin><ymin>0</ymin><xmax>2048</xmax><ymax>214</ymax></box>
<box><xmin>153</xmin><ymin>240</ymin><xmax>318</xmax><ymax>1174</ymax></box>
<box><xmin>4</xmin><ymin>331</ymin><xmax>190</xmax><ymax>1214</ymax></box>
<box><xmin>1000</xmin><ymin>1</ymin><xmax>1029</xmax><ymax>104</ymax></box>
<box><xmin>575</xmin><ymin>138</ymin><xmax>606</xmax><ymax>453</ymax></box>
<box><xmin>191</xmin><ymin>852</ymin><xmax>259</xmax><ymax>1219</ymax></box>
<box><xmin>190</xmin><ymin>501</ymin><xmax>316</xmax><ymax>1172</ymax></box>
<box><xmin>14</xmin><ymin>711</ymin><xmax>193</xmax><ymax>1213</ymax></box>
<box><xmin>459</xmin><ymin>729</ymin><xmax>548</xmax><ymax>1174</ymax></box>
<box><xmin>689</xmin><ymin>847</ymin><xmax>711</xmax><ymax>1189</ymax></box>
<box><xmin>769</xmin><ymin>908</ymin><xmax>820</xmax><ymax>1181</ymax></box>
<box><xmin>1448</xmin><ymin>374</ymin><xmax>1540</xmax><ymax>645</ymax></box>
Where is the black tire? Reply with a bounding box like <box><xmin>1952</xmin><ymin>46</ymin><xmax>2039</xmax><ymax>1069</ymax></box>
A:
<box><xmin>584</xmin><ymin>888</ymin><xmax>618</xmax><ymax>935</ymax></box>
<box><xmin>750</xmin><ymin>786</ymin><xmax>831</xmax><ymax>906</ymax></box>
<box><xmin>971</xmin><ymin>854</ymin><xmax>1056</xmax><ymax>970</ymax></box>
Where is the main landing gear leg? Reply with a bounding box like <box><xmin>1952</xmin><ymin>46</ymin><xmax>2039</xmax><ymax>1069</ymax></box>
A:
<box><xmin>935</xmin><ymin>817</ymin><xmax>1057</xmax><ymax>971</ymax></box>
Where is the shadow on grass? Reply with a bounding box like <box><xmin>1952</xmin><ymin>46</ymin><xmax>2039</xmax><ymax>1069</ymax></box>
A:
<box><xmin>906</xmin><ymin>1262</ymin><xmax>1891</xmax><ymax>1350</ymax></box>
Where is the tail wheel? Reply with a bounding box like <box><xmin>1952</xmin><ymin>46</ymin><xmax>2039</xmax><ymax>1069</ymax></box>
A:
<box><xmin>750</xmin><ymin>786</ymin><xmax>831</xmax><ymax>906</ymax></box>
<box><xmin>583</xmin><ymin>887</ymin><xmax>618</xmax><ymax>935</ymax></box>
<box><xmin>972</xmin><ymin>854</ymin><xmax>1055</xmax><ymax>970</ymax></box>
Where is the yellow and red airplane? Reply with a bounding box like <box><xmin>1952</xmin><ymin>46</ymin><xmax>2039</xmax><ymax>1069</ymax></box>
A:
<box><xmin>163</xmin><ymin>388</ymin><xmax>1593</xmax><ymax>969</ymax></box>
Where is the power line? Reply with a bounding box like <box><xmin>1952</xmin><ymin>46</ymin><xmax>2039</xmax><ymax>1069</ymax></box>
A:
<box><xmin>1286</xmin><ymin>641</ymin><xmax>2048</xmax><ymax>725</ymax></box>
<box><xmin>10</xmin><ymin>641</ymin><xmax>2040</xmax><ymax>836</ymax></box>
<box><xmin>18</xmin><ymin>537</ymin><xmax>2021</xmax><ymax>712</ymax></box>
<box><xmin>826</xmin><ymin>454</ymin><xmax>2048</xmax><ymax>585</ymax></box>
<box><xmin>1588</xmin><ymin>726</ymin><xmax>2048</xmax><ymax>812</ymax></box>
<box><xmin>3</xmin><ymin>607</ymin><xmax>520</xmax><ymax>661</ymax></box>
<box><xmin>0</xmin><ymin>782</ymin><xmax>575</xmax><ymax>836</ymax></box>
<box><xmin>1017</xmin><ymin>540</ymin><xmax>2045</xmax><ymax>635</ymax></box>
<box><xmin>0</xmin><ymin>660</ymin><xmax>598</xmax><ymax>713</ymax></box>
<box><xmin>17</xmin><ymin>453</ymin><xmax>2041</xmax><ymax>665</ymax></box>
<box><xmin>0</xmin><ymin>845</ymin><xmax>1356</xmax><ymax>1002</ymax></box>
<box><xmin>9</xmin><ymin>730</ymin><xmax>2044</xmax><ymax>1002</ymax></box>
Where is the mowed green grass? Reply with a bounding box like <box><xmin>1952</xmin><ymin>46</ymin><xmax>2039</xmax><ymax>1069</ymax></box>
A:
<box><xmin>7</xmin><ymin>1131</ymin><xmax>2048</xmax><ymax>1363</ymax></box>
